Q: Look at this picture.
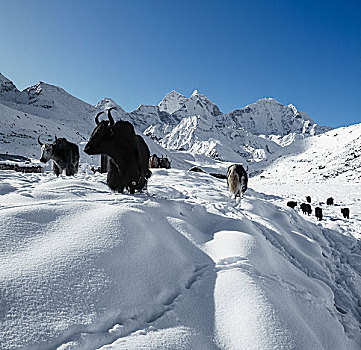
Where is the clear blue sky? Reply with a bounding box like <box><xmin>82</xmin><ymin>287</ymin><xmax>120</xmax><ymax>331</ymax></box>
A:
<box><xmin>1</xmin><ymin>0</ymin><xmax>360</xmax><ymax>127</ymax></box>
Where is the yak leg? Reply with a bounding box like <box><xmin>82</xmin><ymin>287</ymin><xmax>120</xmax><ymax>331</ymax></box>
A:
<box><xmin>65</xmin><ymin>169</ymin><xmax>70</xmax><ymax>176</ymax></box>
<box><xmin>53</xmin><ymin>162</ymin><xmax>62</xmax><ymax>176</ymax></box>
<box><xmin>73</xmin><ymin>161</ymin><xmax>79</xmax><ymax>174</ymax></box>
<box><xmin>65</xmin><ymin>167</ymin><xmax>74</xmax><ymax>176</ymax></box>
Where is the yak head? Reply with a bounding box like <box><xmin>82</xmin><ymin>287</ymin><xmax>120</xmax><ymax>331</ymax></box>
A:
<box><xmin>38</xmin><ymin>135</ymin><xmax>57</xmax><ymax>163</ymax></box>
<box><xmin>84</xmin><ymin>108</ymin><xmax>136</xmax><ymax>156</ymax></box>
<box><xmin>84</xmin><ymin>108</ymin><xmax>116</xmax><ymax>155</ymax></box>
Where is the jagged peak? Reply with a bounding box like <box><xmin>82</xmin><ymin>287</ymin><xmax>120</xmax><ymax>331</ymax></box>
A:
<box><xmin>95</xmin><ymin>98</ymin><xmax>125</xmax><ymax>113</ymax></box>
<box><xmin>253</xmin><ymin>97</ymin><xmax>281</xmax><ymax>105</ymax></box>
<box><xmin>25</xmin><ymin>81</ymin><xmax>66</xmax><ymax>94</ymax></box>
<box><xmin>168</xmin><ymin>90</ymin><xmax>186</xmax><ymax>98</ymax></box>
<box><xmin>191</xmin><ymin>89</ymin><xmax>199</xmax><ymax>97</ymax></box>
<box><xmin>241</xmin><ymin>98</ymin><xmax>296</xmax><ymax>112</ymax></box>
<box><xmin>159</xmin><ymin>90</ymin><xmax>187</xmax><ymax>103</ymax></box>
<box><xmin>136</xmin><ymin>103</ymin><xmax>160</xmax><ymax>111</ymax></box>
<box><xmin>96</xmin><ymin>97</ymin><xmax>117</xmax><ymax>106</ymax></box>
<box><xmin>159</xmin><ymin>90</ymin><xmax>188</xmax><ymax>115</ymax></box>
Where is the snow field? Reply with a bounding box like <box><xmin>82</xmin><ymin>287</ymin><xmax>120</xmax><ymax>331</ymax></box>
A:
<box><xmin>1</xmin><ymin>167</ymin><xmax>360</xmax><ymax>349</ymax></box>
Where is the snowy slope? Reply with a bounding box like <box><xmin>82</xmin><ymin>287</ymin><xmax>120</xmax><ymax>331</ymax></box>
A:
<box><xmin>253</xmin><ymin>122</ymin><xmax>361</xmax><ymax>183</ymax></box>
<box><xmin>0</xmin><ymin>164</ymin><xmax>360</xmax><ymax>350</ymax></box>
<box><xmin>0</xmin><ymin>78</ymin><xmax>96</xmax><ymax>134</ymax></box>
<box><xmin>0</xmin><ymin>102</ymin><xmax>91</xmax><ymax>162</ymax></box>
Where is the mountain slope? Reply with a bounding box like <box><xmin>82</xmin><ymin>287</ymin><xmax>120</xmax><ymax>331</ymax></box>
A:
<box><xmin>253</xmin><ymin>122</ymin><xmax>361</xmax><ymax>183</ymax></box>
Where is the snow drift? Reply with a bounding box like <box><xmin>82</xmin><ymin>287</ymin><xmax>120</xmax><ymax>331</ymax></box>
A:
<box><xmin>0</xmin><ymin>166</ymin><xmax>360</xmax><ymax>349</ymax></box>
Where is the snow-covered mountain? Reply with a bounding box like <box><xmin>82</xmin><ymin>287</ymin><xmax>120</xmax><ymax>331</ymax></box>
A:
<box><xmin>158</xmin><ymin>90</ymin><xmax>188</xmax><ymax>114</ymax></box>
<box><xmin>0</xmin><ymin>72</ymin><xmax>331</xmax><ymax>166</ymax></box>
<box><xmin>147</xmin><ymin>90</ymin><xmax>332</xmax><ymax>162</ymax></box>
<box><xmin>159</xmin><ymin>113</ymin><xmax>280</xmax><ymax>163</ymax></box>
<box><xmin>0</xmin><ymin>74</ymin><xmax>98</xmax><ymax>162</ymax></box>
<box><xmin>225</xmin><ymin>98</ymin><xmax>331</xmax><ymax>143</ymax></box>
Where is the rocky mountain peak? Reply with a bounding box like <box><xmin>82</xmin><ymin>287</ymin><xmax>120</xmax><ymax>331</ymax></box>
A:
<box><xmin>159</xmin><ymin>90</ymin><xmax>188</xmax><ymax>115</ymax></box>
<box><xmin>95</xmin><ymin>97</ymin><xmax>126</xmax><ymax>113</ymax></box>
<box><xmin>0</xmin><ymin>73</ymin><xmax>21</xmax><ymax>100</ymax></box>
<box><xmin>191</xmin><ymin>89</ymin><xmax>199</xmax><ymax>97</ymax></box>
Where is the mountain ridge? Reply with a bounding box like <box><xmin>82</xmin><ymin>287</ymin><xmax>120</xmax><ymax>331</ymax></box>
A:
<box><xmin>0</xmin><ymin>72</ymin><xmax>333</xmax><ymax>165</ymax></box>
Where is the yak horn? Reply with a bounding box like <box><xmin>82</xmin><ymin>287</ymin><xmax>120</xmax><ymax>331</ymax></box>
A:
<box><xmin>107</xmin><ymin>107</ymin><xmax>116</xmax><ymax>126</ymax></box>
<box><xmin>37</xmin><ymin>135</ymin><xmax>43</xmax><ymax>146</ymax></box>
<box><xmin>54</xmin><ymin>135</ymin><xmax>58</xmax><ymax>141</ymax></box>
<box><xmin>95</xmin><ymin>111</ymin><xmax>104</xmax><ymax>125</ymax></box>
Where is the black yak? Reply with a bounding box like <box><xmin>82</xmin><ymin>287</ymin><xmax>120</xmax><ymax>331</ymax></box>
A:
<box><xmin>326</xmin><ymin>197</ymin><xmax>334</xmax><ymax>205</ymax></box>
<box><xmin>315</xmin><ymin>207</ymin><xmax>323</xmax><ymax>221</ymax></box>
<box><xmin>159</xmin><ymin>156</ymin><xmax>171</xmax><ymax>169</ymax></box>
<box><xmin>300</xmin><ymin>203</ymin><xmax>312</xmax><ymax>215</ymax></box>
<box><xmin>84</xmin><ymin>108</ymin><xmax>151</xmax><ymax>193</ymax></box>
<box><xmin>341</xmin><ymin>208</ymin><xmax>350</xmax><ymax>219</ymax></box>
<box><xmin>287</xmin><ymin>201</ymin><xmax>297</xmax><ymax>209</ymax></box>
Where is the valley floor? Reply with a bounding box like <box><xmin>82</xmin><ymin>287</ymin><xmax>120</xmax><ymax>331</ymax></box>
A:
<box><xmin>0</xmin><ymin>167</ymin><xmax>360</xmax><ymax>350</ymax></box>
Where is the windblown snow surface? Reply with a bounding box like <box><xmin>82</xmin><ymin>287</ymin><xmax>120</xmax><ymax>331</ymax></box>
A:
<box><xmin>1</xmin><ymin>135</ymin><xmax>361</xmax><ymax>350</ymax></box>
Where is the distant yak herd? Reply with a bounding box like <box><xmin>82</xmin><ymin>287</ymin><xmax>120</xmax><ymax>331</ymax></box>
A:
<box><xmin>149</xmin><ymin>154</ymin><xmax>171</xmax><ymax>169</ymax></box>
<box><xmin>35</xmin><ymin>108</ymin><xmax>349</xmax><ymax>221</ymax></box>
<box><xmin>287</xmin><ymin>196</ymin><xmax>350</xmax><ymax>220</ymax></box>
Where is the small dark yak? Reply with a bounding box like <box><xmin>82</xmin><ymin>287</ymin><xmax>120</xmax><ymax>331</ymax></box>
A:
<box><xmin>315</xmin><ymin>207</ymin><xmax>323</xmax><ymax>221</ymax></box>
<box><xmin>341</xmin><ymin>208</ymin><xmax>350</xmax><ymax>219</ymax></box>
<box><xmin>84</xmin><ymin>108</ymin><xmax>151</xmax><ymax>193</ymax></box>
<box><xmin>159</xmin><ymin>156</ymin><xmax>171</xmax><ymax>169</ymax></box>
<box><xmin>287</xmin><ymin>201</ymin><xmax>297</xmax><ymax>209</ymax></box>
<box><xmin>38</xmin><ymin>135</ymin><xmax>79</xmax><ymax>176</ymax></box>
<box><xmin>300</xmin><ymin>203</ymin><xmax>312</xmax><ymax>215</ymax></box>
<box><xmin>326</xmin><ymin>197</ymin><xmax>334</xmax><ymax>205</ymax></box>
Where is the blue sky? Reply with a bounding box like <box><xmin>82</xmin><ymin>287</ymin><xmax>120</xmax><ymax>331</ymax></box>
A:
<box><xmin>1</xmin><ymin>0</ymin><xmax>360</xmax><ymax>127</ymax></box>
